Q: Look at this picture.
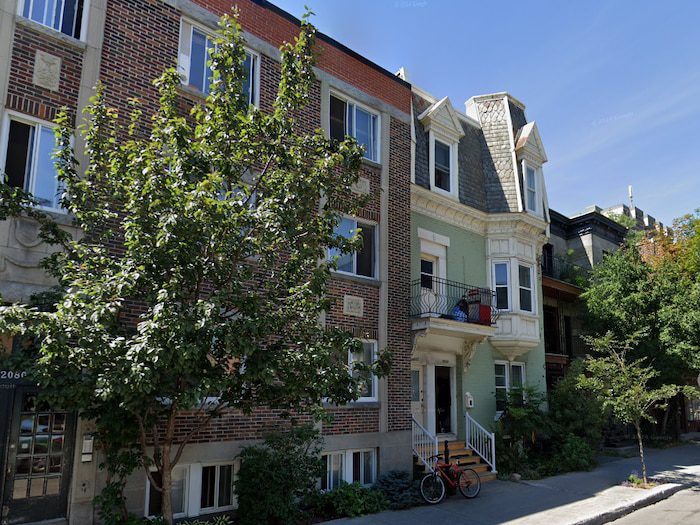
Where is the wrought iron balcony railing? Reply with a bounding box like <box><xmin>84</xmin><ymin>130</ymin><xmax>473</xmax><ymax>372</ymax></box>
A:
<box><xmin>410</xmin><ymin>277</ymin><xmax>497</xmax><ymax>326</ymax></box>
<box><xmin>541</xmin><ymin>254</ymin><xmax>590</xmax><ymax>287</ymax></box>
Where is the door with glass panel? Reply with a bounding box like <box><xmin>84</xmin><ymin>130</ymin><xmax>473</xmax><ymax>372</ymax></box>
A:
<box><xmin>2</xmin><ymin>389</ymin><xmax>75</xmax><ymax>524</ymax></box>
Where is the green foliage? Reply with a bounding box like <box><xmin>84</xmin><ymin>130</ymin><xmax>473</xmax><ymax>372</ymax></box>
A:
<box><xmin>307</xmin><ymin>483</ymin><xmax>388</xmax><ymax>519</ymax></box>
<box><xmin>577</xmin><ymin>333</ymin><xmax>682</xmax><ymax>482</ymax></box>
<box><xmin>235</xmin><ymin>425</ymin><xmax>323</xmax><ymax>525</ymax></box>
<box><xmin>548</xmin><ymin>361</ymin><xmax>604</xmax><ymax>449</ymax></box>
<box><xmin>0</xmin><ymin>9</ymin><xmax>391</xmax><ymax>524</ymax></box>
<box><xmin>494</xmin><ymin>387</ymin><xmax>550</xmax><ymax>475</ymax></box>
<box><xmin>372</xmin><ymin>471</ymin><xmax>422</xmax><ymax>510</ymax></box>
<box><xmin>551</xmin><ymin>435</ymin><xmax>596</xmax><ymax>472</ymax></box>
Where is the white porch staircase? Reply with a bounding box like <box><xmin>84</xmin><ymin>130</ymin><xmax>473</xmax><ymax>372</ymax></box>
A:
<box><xmin>412</xmin><ymin>415</ymin><xmax>497</xmax><ymax>483</ymax></box>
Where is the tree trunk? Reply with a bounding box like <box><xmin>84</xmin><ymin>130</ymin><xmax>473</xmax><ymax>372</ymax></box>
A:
<box><xmin>634</xmin><ymin>422</ymin><xmax>647</xmax><ymax>484</ymax></box>
<box><xmin>161</xmin><ymin>446</ymin><xmax>173</xmax><ymax>525</ymax></box>
<box><xmin>660</xmin><ymin>403</ymin><xmax>670</xmax><ymax>436</ymax></box>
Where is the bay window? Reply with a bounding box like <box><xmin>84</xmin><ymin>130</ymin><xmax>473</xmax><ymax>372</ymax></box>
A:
<box><xmin>518</xmin><ymin>264</ymin><xmax>534</xmax><ymax>313</ymax></box>
<box><xmin>493</xmin><ymin>262</ymin><xmax>510</xmax><ymax>310</ymax></box>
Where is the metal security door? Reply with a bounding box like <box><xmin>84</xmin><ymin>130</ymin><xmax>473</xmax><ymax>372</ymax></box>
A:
<box><xmin>2</xmin><ymin>389</ymin><xmax>75</xmax><ymax>524</ymax></box>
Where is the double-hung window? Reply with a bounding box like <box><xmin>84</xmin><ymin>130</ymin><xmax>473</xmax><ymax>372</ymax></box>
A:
<box><xmin>349</xmin><ymin>341</ymin><xmax>377</xmax><ymax>402</ymax></box>
<box><xmin>495</xmin><ymin>362</ymin><xmax>525</xmax><ymax>414</ymax></box>
<box><xmin>518</xmin><ymin>264</ymin><xmax>534</xmax><ymax>313</ymax></box>
<box><xmin>420</xmin><ymin>258</ymin><xmax>435</xmax><ymax>290</ymax></box>
<box><xmin>179</xmin><ymin>20</ymin><xmax>257</xmax><ymax>104</ymax></box>
<box><xmin>200</xmin><ymin>463</ymin><xmax>234</xmax><ymax>512</ymax></box>
<box><xmin>321</xmin><ymin>449</ymin><xmax>376</xmax><ymax>490</ymax></box>
<box><xmin>3</xmin><ymin>116</ymin><xmax>63</xmax><ymax>211</ymax></box>
<box><xmin>21</xmin><ymin>0</ymin><xmax>84</xmax><ymax>39</ymax></box>
<box><xmin>433</xmin><ymin>140</ymin><xmax>451</xmax><ymax>192</ymax></box>
<box><xmin>526</xmin><ymin>165</ymin><xmax>537</xmax><ymax>213</ymax></box>
<box><xmin>329</xmin><ymin>217</ymin><xmax>377</xmax><ymax>278</ymax></box>
<box><xmin>493</xmin><ymin>262</ymin><xmax>510</xmax><ymax>310</ymax></box>
<box><xmin>329</xmin><ymin>94</ymin><xmax>379</xmax><ymax>162</ymax></box>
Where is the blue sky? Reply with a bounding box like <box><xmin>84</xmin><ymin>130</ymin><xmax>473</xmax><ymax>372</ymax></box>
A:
<box><xmin>269</xmin><ymin>0</ymin><xmax>700</xmax><ymax>225</ymax></box>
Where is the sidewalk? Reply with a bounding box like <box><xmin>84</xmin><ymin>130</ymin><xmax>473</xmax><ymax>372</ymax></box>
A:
<box><xmin>327</xmin><ymin>442</ymin><xmax>700</xmax><ymax>525</ymax></box>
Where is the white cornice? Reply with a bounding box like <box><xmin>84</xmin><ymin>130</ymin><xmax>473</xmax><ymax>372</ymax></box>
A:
<box><xmin>412</xmin><ymin>185</ymin><xmax>488</xmax><ymax>236</ymax></box>
<box><xmin>412</xmin><ymin>185</ymin><xmax>550</xmax><ymax>245</ymax></box>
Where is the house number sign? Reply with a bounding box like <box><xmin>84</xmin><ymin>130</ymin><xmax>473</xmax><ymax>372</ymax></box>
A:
<box><xmin>0</xmin><ymin>370</ymin><xmax>28</xmax><ymax>381</ymax></box>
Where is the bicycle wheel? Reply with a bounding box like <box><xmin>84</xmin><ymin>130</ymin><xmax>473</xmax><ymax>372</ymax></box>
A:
<box><xmin>457</xmin><ymin>468</ymin><xmax>481</xmax><ymax>498</ymax></box>
<box><xmin>420</xmin><ymin>472</ymin><xmax>446</xmax><ymax>504</ymax></box>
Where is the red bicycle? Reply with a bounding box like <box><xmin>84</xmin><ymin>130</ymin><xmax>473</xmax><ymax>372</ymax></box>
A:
<box><xmin>419</xmin><ymin>454</ymin><xmax>481</xmax><ymax>504</ymax></box>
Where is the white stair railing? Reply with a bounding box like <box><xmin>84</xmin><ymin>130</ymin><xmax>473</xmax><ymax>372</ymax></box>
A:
<box><xmin>412</xmin><ymin>416</ymin><xmax>437</xmax><ymax>473</ymax></box>
<box><xmin>465</xmin><ymin>412</ymin><xmax>496</xmax><ymax>472</ymax></box>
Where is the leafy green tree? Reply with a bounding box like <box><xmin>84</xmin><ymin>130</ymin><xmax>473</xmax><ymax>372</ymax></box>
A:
<box><xmin>0</xmin><ymin>12</ymin><xmax>389</xmax><ymax>524</ymax></box>
<box><xmin>578</xmin><ymin>333</ymin><xmax>681</xmax><ymax>484</ymax></box>
<box><xmin>582</xmin><ymin>214</ymin><xmax>700</xmax><ymax>435</ymax></box>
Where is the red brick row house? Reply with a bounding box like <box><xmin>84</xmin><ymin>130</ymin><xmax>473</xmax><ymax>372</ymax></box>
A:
<box><xmin>0</xmin><ymin>0</ymin><xmax>412</xmax><ymax>522</ymax></box>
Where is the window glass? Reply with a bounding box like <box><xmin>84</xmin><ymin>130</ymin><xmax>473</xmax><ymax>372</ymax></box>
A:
<box><xmin>494</xmin><ymin>363</ymin><xmax>507</xmax><ymax>412</ymax></box>
<box><xmin>434</xmin><ymin>140</ymin><xmax>451</xmax><ymax>191</ymax></box>
<box><xmin>411</xmin><ymin>370</ymin><xmax>420</xmax><ymax>402</ymax></box>
<box><xmin>23</xmin><ymin>0</ymin><xmax>82</xmax><ymax>38</ymax></box>
<box><xmin>329</xmin><ymin>218</ymin><xmax>376</xmax><ymax>278</ymax></box>
<box><xmin>322</xmin><ymin>453</ymin><xmax>343</xmax><ymax>491</ymax></box>
<box><xmin>526</xmin><ymin>166</ymin><xmax>537</xmax><ymax>211</ymax></box>
<box><xmin>519</xmin><ymin>265</ymin><xmax>533</xmax><ymax>312</ymax></box>
<box><xmin>218</xmin><ymin>464</ymin><xmax>233</xmax><ymax>507</ymax></box>
<box><xmin>148</xmin><ymin>467</ymin><xmax>187</xmax><ymax>517</ymax></box>
<box><xmin>350</xmin><ymin>341</ymin><xmax>375</xmax><ymax>399</ymax></box>
<box><xmin>329</xmin><ymin>95</ymin><xmax>346</xmax><ymax>141</ymax></box>
<box><xmin>354</xmin><ymin>107</ymin><xmax>376</xmax><ymax>161</ymax></box>
<box><xmin>420</xmin><ymin>259</ymin><xmax>434</xmax><ymax>289</ymax></box>
<box><xmin>189</xmin><ymin>28</ymin><xmax>209</xmax><ymax>93</ymax></box>
<box><xmin>494</xmin><ymin>263</ymin><xmax>509</xmax><ymax>310</ymax></box>
<box><xmin>200</xmin><ymin>465</ymin><xmax>215</xmax><ymax>508</ymax></box>
<box><xmin>4</xmin><ymin>119</ymin><xmax>61</xmax><ymax>210</ymax></box>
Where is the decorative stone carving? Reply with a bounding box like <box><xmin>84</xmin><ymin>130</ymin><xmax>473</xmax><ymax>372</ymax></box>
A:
<box><xmin>342</xmin><ymin>295</ymin><xmax>364</xmax><ymax>317</ymax></box>
<box><xmin>33</xmin><ymin>50</ymin><xmax>61</xmax><ymax>92</ymax></box>
<box><xmin>462</xmin><ymin>340</ymin><xmax>479</xmax><ymax>371</ymax></box>
<box><xmin>351</xmin><ymin>177</ymin><xmax>370</xmax><ymax>195</ymax></box>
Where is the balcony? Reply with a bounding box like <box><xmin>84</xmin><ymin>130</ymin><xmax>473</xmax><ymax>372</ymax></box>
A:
<box><xmin>411</xmin><ymin>277</ymin><xmax>497</xmax><ymax>325</ymax></box>
<box><xmin>410</xmin><ymin>277</ymin><xmax>497</xmax><ymax>353</ymax></box>
<box><xmin>541</xmin><ymin>254</ymin><xmax>590</xmax><ymax>287</ymax></box>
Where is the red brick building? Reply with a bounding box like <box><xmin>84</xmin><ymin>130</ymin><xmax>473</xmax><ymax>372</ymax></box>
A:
<box><xmin>0</xmin><ymin>0</ymin><xmax>412</xmax><ymax>522</ymax></box>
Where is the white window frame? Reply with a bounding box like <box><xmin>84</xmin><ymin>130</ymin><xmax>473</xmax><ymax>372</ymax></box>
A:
<box><xmin>492</xmin><ymin>261</ymin><xmax>511</xmax><ymax>311</ymax></box>
<box><xmin>321</xmin><ymin>448</ymin><xmax>377</xmax><ymax>490</ymax></box>
<box><xmin>0</xmin><ymin>111</ymin><xmax>66</xmax><ymax>213</ymax></box>
<box><xmin>320</xmin><ymin>451</ymin><xmax>345</xmax><ymax>491</ymax></box>
<box><xmin>494</xmin><ymin>360</ymin><xmax>526</xmax><ymax>418</ymax></box>
<box><xmin>328</xmin><ymin>216</ymin><xmax>378</xmax><ymax>279</ymax></box>
<box><xmin>428</xmin><ymin>130</ymin><xmax>458</xmax><ymax>198</ymax></box>
<box><xmin>178</xmin><ymin>18</ymin><xmax>260</xmax><ymax>106</ymax></box>
<box><xmin>144</xmin><ymin>464</ymin><xmax>190</xmax><ymax>519</ymax></box>
<box><xmin>349</xmin><ymin>340</ymin><xmax>378</xmax><ymax>402</ymax></box>
<box><xmin>18</xmin><ymin>0</ymin><xmax>89</xmax><ymax>41</ymax></box>
<box><xmin>522</xmin><ymin>160</ymin><xmax>540</xmax><ymax>215</ymax></box>
<box><xmin>329</xmin><ymin>91</ymin><xmax>381</xmax><ymax>163</ymax></box>
<box><xmin>517</xmin><ymin>263</ymin><xmax>535</xmax><ymax>313</ymax></box>
<box><xmin>198</xmin><ymin>462</ymin><xmax>235</xmax><ymax>514</ymax></box>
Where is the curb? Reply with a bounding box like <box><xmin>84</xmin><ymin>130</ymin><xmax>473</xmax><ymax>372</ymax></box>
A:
<box><xmin>569</xmin><ymin>483</ymin><xmax>685</xmax><ymax>525</ymax></box>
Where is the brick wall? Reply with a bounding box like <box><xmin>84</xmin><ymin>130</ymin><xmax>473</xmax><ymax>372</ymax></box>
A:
<box><xmin>7</xmin><ymin>24</ymin><xmax>84</xmax><ymax>123</ymax></box>
<box><xmin>191</xmin><ymin>0</ymin><xmax>411</xmax><ymax>115</ymax></box>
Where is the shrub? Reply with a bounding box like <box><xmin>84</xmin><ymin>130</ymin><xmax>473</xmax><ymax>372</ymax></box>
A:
<box><xmin>548</xmin><ymin>361</ymin><xmax>604</xmax><ymax>449</ymax></box>
<box><xmin>322</xmin><ymin>483</ymin><xmax>388</xmax><ymax>518</ymax></box>
<box><xmin>552</xmin><ymin>435</ymin><xmax>596</xmax><ymax>472</ymax></box>
<box><xmin>372</xmin><ymin>471</ymin><xmax>422</xmax><ymax>510</ymax></box>
<box><xmin>235</xmin><ymin>425</ymin><xmax>323</xmax><ymax>525</ymax></box>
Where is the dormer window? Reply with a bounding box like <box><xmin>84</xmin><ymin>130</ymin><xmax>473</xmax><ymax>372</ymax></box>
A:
<box><xmin>526</xmin><ymin>166</ymin><xmax>537</xmax><ymax>212</ymax></box>
<box><xmin>434</xmin><ymin>140</ymin><xmax>451</xmax><ymax>192</ymax></box>
<box><xmin>417</xmin><ymin>97</ymin><xmax>464</xmax><ymax>200</ymax></box>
